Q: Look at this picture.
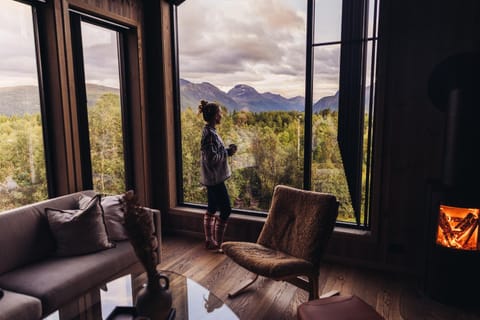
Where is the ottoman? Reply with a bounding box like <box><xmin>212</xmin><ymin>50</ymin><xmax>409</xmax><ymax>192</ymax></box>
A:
<box><xmin>297</xmin><ymin>295</ymin><xmax>384</xmax><ymax>320</ymax></box>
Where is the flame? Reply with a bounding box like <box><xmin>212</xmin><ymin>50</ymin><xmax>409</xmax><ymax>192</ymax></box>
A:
<box><xmin>436</xmin><ymin>205</ymin><xmax>479</xmax><ymax>250</ymax></box>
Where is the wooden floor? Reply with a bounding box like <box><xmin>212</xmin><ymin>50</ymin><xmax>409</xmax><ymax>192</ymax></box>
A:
<box><xmin>158</xmin><ymin>234</ymin><xmax>480</xmax><ymax>320</ymax></box>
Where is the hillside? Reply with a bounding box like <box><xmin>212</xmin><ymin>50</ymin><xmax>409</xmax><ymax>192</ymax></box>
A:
<box><xmin>0</xmin><ymin>86</ymin><xmax>40</xmax><ymax>116</ymax></box>
<box><xmin>0</xmin><ymin>84</ymin><xmax>119</xmax><ymax>116</ymax></box>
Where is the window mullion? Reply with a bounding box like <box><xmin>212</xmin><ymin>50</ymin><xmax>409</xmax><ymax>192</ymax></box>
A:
<box><xmin>69</xmin><ymin>13</ymin><xmax>93</xmax><ymax>190</ymax></box>
<box><xmin>304</xmin><ymin>0</ymin><xmax>315</xmax><ymax>191</ymax></box>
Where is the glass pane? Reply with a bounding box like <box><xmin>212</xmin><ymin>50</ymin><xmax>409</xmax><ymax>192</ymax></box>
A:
<box><xmin>360</xmin><ymin>40</ymin><xmax>376</xmax><ymax>224</ymax></box>
<box><xmin>367</xmin><ymin>0</ymin><xmax>379</xmax><ymax>39</ymax></box>
<box><xmin>312</xmin><ymin>45</ymin><xmax>340</xmax><ymax>103</ymax></box>
<box><xmin>0</xmin><ymin>1</ymin><xmax>48</xmax><ymax>211</ymax></box>
<box><xmin>314</xmin><ymin>0</ymin><xmax>342</xmax><ymax>44</ymax></box>
<box><xmin>80</xmin><ymin>21</ymin><xmax>125</xmax><ymax>195</ymax></box>
<box><xmin>177</xmin><ymin>0</ymin><xmax>306</xmax><ymax>212</ymax></box>
<box><xmin>311</xmin><ymin>45</ymin><xmax>355</xmax><ymax>223</ymax></box>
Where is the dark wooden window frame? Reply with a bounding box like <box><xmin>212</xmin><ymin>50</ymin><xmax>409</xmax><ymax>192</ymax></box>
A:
<box><xmin>68</xmin><ymin>9</ymin><xmax>135</xmax><ymax>192</ymax></box>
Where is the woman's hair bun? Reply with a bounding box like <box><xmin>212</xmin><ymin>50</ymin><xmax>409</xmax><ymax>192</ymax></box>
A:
<box><xmin>198</xmin><ymin>100</ymin><xmax>209</xmax><ymax>113</ymax></box>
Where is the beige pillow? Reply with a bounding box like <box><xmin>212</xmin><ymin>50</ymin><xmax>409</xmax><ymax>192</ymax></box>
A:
<box><xmin>80</xmin><ymin>194</ymin><xmax>129</xmax><ymax>241</ymax></box>
<box><xmin>46</xmin><ymin>195</ymin><xmax>114</xmax><ymax>257</ymax></box>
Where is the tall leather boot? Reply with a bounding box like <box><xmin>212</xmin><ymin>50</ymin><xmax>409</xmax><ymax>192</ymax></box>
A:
<box><xmin>203</xmin><ymin>212</ymin><xmax>216</xmax><ymax>250</ymax></box>
<box><xmin>213</xmin><ymin>217</ymin><xmax>228</xmax><ymax>253</ymax></box>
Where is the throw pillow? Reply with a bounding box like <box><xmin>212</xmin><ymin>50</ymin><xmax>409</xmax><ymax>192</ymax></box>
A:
<box><xmin>80</xmin><ymin>194</ymin><xmax>129</xmax><ymax>241</ymax></box>
<box><xmin>46</xmin><ymin>195</ymin><xmax>115</xmax><ymax>257</ymax></box>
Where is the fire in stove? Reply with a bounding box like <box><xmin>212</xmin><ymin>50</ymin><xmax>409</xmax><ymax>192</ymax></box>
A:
<box><xmin>436</xmin><ymin>205</ymin><xmax>479</xmax><ymax>250</ymax></box>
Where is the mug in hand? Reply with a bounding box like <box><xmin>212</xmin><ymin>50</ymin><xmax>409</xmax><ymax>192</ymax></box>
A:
<box><xmin>229</xmin><ymin>144</ymin><xmax>238</xmax><ymax>154</ymax></box>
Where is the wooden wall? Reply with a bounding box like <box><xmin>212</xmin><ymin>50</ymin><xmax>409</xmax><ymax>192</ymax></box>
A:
<box><xmin>353</xmin><ymin>0</ymin><xmax>480</xmax><ymax>274</ymax></box>
<box><xmin>38</xmin><ymin>0</ymin><xmax>153</xmax><ymax>203</ymax></box>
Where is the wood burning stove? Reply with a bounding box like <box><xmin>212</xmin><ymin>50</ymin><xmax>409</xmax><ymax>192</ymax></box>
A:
<box><xmin>425</xmin><ymin>52</ymin><xmax>480</xmax><ymax>307</ymax></box>
<box><xmin>425</xmin><ymin>187</ymin><xmax>480</xmax><ymax>307</ymax></box>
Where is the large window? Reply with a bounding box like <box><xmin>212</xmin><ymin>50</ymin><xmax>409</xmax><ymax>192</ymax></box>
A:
<box><xmin>70</xmin><ymin>12</ymin><xmax>129</xmax><ymax>195</ymax></box>
<box><xmin>0</xmin><ymin>0</ymin><xmax>48</xmax><ymax>210</ymax></box>
<box><xmin>174</xmin><ymin>0</ymin><xmax>378</xmax><ymax>227</ymax></box>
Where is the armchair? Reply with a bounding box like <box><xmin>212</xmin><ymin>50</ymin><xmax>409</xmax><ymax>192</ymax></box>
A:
<box><xmin>221</xmin><ymin>185</ymin><xmax>339</xmax><ymax>300</ymax></box>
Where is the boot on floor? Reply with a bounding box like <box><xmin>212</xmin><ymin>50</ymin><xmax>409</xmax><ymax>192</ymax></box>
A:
<box><xmin>213</xmin><ymin>217</ymin><xmax>228</xmax><ymax>253</ymax></box>
<box><xmin>203</xmin><ymin>212</ymin><xmax>217</xmax><ymax>250</ymax></box>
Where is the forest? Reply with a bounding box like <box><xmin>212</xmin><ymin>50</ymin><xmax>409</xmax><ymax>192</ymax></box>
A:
<box><xmin>0</xmin><ymin>93</ymin><xmax>366</xmax><ymax>223</ymax></box>
<box><xmin>0</xmin><ymin>93</ymin><xmax>124</xmax><ymax>211</ymax></box>
<box><xmin>0</xmin><ymin>112</ymin><xmax>47</xmax><ymax>210</ymax></box>
<box><xmin>181</xmin><ymin>105</ymin><xmax>364</xmax><ymax>223</ymax></box>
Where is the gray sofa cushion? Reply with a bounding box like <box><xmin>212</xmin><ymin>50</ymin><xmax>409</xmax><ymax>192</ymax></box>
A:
<box><xmin>80</xmin><ymin>194</ymin><xmax>129</xmax><ymax>241</ymax></box>
<box><xmin>0</xmin><ymin>191</ymin><xmax>97</xmax><ymax>275</ymax></box>
<box><xmin>102</xmin><ymin>195</ymin><xmax>129</xmax><ymax>241</ymax></box>
<box><xmin>46</xmin><ymin>194</ymin><xmax>114</xmax><ymax>257</ymax></box>
<box><xmin>0</xmin><ymin>241</ymin><xmax>137</xmax><ymax>315</ymax></box>
<box><xmin>0</xmin><ymin>289</ymin><xmax>42</xmax><ymax>320</ymax></box>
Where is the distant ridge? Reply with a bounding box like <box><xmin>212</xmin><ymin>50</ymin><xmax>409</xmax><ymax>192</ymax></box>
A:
<box><xmin>179</xmin><ymin>79</ymin><xmax>241</xmax><ymax>111</ymax></box>
<box><xmin>180</xmin><ymin>79</ymin><xmax>338</xmax><ymax>113</ymax></box>
<box><xmin>313</xmin><ymin>91</ymin><xmax>339</xmax><ymax>113</ymax></box>
<box><xmin>0</xmin><ymin>84</ymin><xmax>119</xmax><ymax>116</ymax></box>
<box><xmin>227</xmin><ymin>84</ymin><xmax>303</xmax><ymax>112</ymax></box>
<box><xmin>0</xmin><ymin>86</ymin><xmax>40</xmax><ymax>116</ymax></box>
<box><xmin>85</xmin><ymin>83</ymin><xmax>120</xmax><ymax>107</ymax></box>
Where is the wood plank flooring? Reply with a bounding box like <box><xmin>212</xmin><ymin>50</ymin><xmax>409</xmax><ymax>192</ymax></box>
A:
<box><xmin>158</xmin><ymin>234</ymin><xmax>480</xmax><ymax>320</ymax></box>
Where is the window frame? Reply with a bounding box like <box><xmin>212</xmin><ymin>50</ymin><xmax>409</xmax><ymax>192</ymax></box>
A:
<box><xmin>69</xmin><ymin>9</ymin><xmax>134</xmax><ymax>192</ymax></box>
<box><xmin>32</xmin><ymin>0</ymin><xmax>54</xmax><ymax>197</ymax></box>
<box><xmin>171</xmin><ymin>0</ymin><xmax>380</xmax><ymax>228</ymax></box>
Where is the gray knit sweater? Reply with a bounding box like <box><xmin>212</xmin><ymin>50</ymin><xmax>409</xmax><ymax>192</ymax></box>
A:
<box><xmin>200</xmin><ymin>125</ymin><xmax>231</xmax><ymax>186</ymax></box>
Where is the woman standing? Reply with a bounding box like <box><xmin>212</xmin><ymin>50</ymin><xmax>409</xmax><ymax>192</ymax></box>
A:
<box><xmin>198</xmin><ymin>100</ymin><xmax>237</xmax><ymax>251</ymax></box>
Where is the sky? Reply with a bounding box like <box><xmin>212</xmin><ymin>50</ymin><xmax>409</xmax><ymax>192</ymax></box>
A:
<box><xmin>0</xmin><ymin>0</ymin><xmax>38</xmax><ymax>87</ymax></box>
<box><xmin>0</xmin><ymin>0</ymin><xmax>344</xmax><ymax>100</ymax></box>
<box><xmin>177</xmin><ymin>0</ymin><xmax>342</xmax><ymax>99</ymax></box>
<box><xmin>0</xmin><ymin>0</ymin><xmax>120</xmax><ymax>89</ymax></box>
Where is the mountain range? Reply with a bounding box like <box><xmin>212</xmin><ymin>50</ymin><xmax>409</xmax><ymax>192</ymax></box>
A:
<box><xmin>180</xmin><ymin>79</ymin><xmax>339</xmax><ymax>113</ymax></box>
<box><xmin>0</xmin><ymin>81</ymin><xmax>339</xmax><ymax>116</ymax></box>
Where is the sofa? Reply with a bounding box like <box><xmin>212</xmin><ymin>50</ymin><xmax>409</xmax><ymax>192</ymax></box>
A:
<box><xmin>0</xmin><ymin>190</ymin><xmax>161</xmax><ymax>320</ymax></box>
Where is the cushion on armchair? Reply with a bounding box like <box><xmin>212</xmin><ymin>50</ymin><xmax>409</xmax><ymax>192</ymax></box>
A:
<box><xmin>221</xmin><ymin>242</ymin><xmax>314</xmax><ymax>278</ymax></box>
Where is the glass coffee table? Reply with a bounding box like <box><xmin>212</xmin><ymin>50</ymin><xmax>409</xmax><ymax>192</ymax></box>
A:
<box><xmin>45</xmin><ymin>270</ymin><xmax>239</xmax><ymax>320</ymax></box>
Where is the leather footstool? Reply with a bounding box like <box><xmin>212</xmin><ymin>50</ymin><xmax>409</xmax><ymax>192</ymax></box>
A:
<box><xmin>297</xmin><ymin>295</ymin><xmax>384</xmax><ymax>320</ymax></box>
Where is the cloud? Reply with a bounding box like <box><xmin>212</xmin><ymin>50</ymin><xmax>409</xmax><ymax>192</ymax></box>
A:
<box><xmin>312</xmin><ymin>45</ymin><xmax>340</xmax><ymax>98</ymax></box>
<box><xmin>81</xmin><ymin>23</ymin><xmax>120</xmax><ymax>88</ymax></box>
<box><xmin>0</xmin><ymin>1</ymin><xmax>38</xmax><ymax>86</ymax></box>
<box><xmin>177</xmin><ymin>0</ymin><xmax>308</xmax><ymax>97</ymax></box>
<box><xmin>0</xmin><ymin>2</ymin><xmax>120</xmax><ymax>89</ymax></box>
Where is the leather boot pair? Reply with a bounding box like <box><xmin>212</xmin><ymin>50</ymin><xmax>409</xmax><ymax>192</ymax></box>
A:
<box><xmin>203</xmin><ymin>213</ymin><xmax>228</xmax><ymax>252</ymax></box>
